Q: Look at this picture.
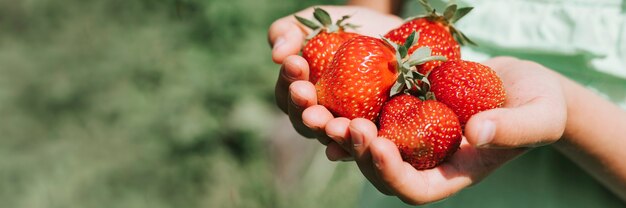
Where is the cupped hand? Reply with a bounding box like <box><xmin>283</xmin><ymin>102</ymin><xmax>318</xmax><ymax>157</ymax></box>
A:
<box><xmin>269</xmin><ymin>6</ymin><xmax>402</xmax><ymax>144</ymax></box>
<box><xmin>314</xmin><ymin>56</ymin><xmax>568</xmax><ymax>205</ymax></box>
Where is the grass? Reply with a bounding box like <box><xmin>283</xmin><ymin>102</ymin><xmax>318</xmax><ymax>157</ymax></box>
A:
<box><xmin>0</xmin><ymin>0</ymin><xmax>363</xmax><ymax>207</ymax></box>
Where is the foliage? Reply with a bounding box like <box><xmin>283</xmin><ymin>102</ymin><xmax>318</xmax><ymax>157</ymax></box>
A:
<box><xmin>0</xmin><ymin>0</ymin><xmax>361</xmax><ymax>207</ymax></box>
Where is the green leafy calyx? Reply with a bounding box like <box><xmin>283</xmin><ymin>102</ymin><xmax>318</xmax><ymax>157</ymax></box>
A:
<box><xmin>294</xmin><ymin>8</ymin><xmax>359</xmax><ymax>40</ymax></box>
<box><xmin>408</xmin><ymin>0</ymin><xmax>476</xmax><ymax>46</ymax></box>
<box><xmin>382</xmin><ymin>31</ymin><xmax>446</xmax><ymax>99</ymax></box>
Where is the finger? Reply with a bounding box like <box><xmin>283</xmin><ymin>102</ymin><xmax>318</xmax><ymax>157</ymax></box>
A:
<box><xmin>325</xmin><ymin>117</ymin><xmax>351</xmax><ymax>150</ymax></box>
<box><xmin>326</xmin><ymin>142</ymin><xmax>353</xmax><ymax>161</ymax></box>
<box><xmin>348</xmin><ymin>119</ymin><xmax>393</xmax><ymax>195</ymax></box>
<box><xmin>369</xmin><ymin>138</ymin><xmax>473</xmax><ymax>205</ymax></box>
<box><xmin>275</xmin><ymin>56</ymin><xmax>309</xmax><ymax>113</ymax></box>
<box><xmin>464</xmin><ymin>97</ymin><xmax>567</xmax><ymax>148</ymax></box>
<box><xmin>349</xmin><ymin>118</ymin><xmax>378</xmax><ymax>158</ymax></box>
<box><xmin>472</xmin><ymin>57</ymin><xmax>567</xmax><ymax>148</ymax></box>
<box><xmin>268</xmin><ymin>16</ymin><xmax>308</xmax><ymax>63</ymax></box>
<box><xmin>301</xmin><ymin>105</ymin><xmax>334</xmax><ymax>141</ymax></box>
<box><xmin>287</xmin><ymin>81</ymin><xmax>318</xmax><ymax>138</ymax></box>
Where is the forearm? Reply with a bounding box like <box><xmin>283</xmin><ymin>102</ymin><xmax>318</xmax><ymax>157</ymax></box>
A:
<box><xmin>554</xmin><ymin>74</ymin><xmax>626</xmax><ymax>201</ymax></box>
<box><xmin>347</xmin><ymin>0</ymin><xmax>404</xmax><ymax>15</ymax></box>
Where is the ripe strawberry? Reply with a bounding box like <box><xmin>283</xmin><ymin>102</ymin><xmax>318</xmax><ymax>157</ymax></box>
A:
<box><xmin>316</xmin><ymin>32</ymin><xmax>445</xmax><ymax>121</ymax></box>
<box><xmin>315</xmin><ymin>36</ymin><xmax>397</xmax><ymax>121</ymax></box>
<box><xmin>384</xmin><ymin>0</ymin><xmax>474</xmax><ymax>74</ymax></box>
<box><xmin>428</xmin><ymin>60</ymin><xmax>506</xmax><ymax>124</ymax></box>
<box><xmin>378</xmin><ymin>94</ymin><xmax>462</xmax><ymax>170</ymax></box>
<box><xmin>296</xmin><ymin>8</ymin><xmax>359</xmax><ymax>84</ymax></box>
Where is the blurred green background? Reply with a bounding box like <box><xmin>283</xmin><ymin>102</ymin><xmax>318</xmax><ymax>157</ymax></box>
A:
<box><xmin>0</xmin><ymin>0</ymin><xmax>365</xmax><ymax>207</ymax></box>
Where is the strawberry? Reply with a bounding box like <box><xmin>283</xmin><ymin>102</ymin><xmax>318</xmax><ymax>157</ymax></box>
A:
<box><xmin>428</xmin><ymin>60</ymin><xmax>506</xmax><ymax>124</ymax></box>
<box><xmin>296</xmin><ymin>8</ymin><xmax>359</xmax><ymax>84</ymax></box>
<box><xmin>378</xmin><ymin>94</ymin><xmax>462</xmax><ymax>170</ymax></box>
<box><xmin>384</xmin><ymin>0</ymin><xmax>474</xmax><ymax>74</ymax></box>
<box><xmin>315</xmin><ymin>36</ymin><xmax>397</xmax><ymax>121</ymax></box>
<box><xmin>316</xmin><ymin>32</ymin><xmax>446</xmax><ymax>121</ymax></box>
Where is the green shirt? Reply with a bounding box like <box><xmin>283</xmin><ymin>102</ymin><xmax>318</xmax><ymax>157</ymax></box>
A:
<box><xmin>359</xmin><ymin>0</ymin><xmax>626</xmax><ymax>207</ymax></box>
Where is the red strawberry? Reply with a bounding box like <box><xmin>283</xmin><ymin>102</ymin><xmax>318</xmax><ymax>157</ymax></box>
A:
<box><xmin>296</xmin><ymin>8</ymin><xmax>359</xmax><ymax>84</ymax></box>
<box><xmin>316</xmin><ymin>36</ymin><xmax>397</xmax><ymax>121</ymax></box>
<box><xmin>316</xmin><ymin>33</ymin><xmax>446</xmax><ymax>121</ymax></box>
<box><xmin>378</xmin><ymin>94</ymin><xmax>462</xmax><ymax>170</ymax></box>
<box><xmin>428</xmin><ymin>60</ymin><xmax>506</xmax><ymax>124</ymax></box>
<box><xmin>384</xmin><ymin>0</ymin><xmax>474</xmax><ymax>74</ymax></box>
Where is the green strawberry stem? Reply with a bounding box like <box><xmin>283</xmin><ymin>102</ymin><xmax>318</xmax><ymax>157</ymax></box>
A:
<box><xmin>382</xmin><ymin>31</ymin><xmax>447</xmax><ymax>98</ymax></box>
<box><xmin>294</xmin><ymin>7</ymin><xmax>359</xmax><ymax>40</ymax></box>
<box><xmin>409</xmin><ymin>0</ymin><xmax>476</xmax><ymax>46</ymax></box>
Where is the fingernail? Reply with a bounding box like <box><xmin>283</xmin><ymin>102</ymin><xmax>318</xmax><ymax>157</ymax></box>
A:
<box><xmin>284</xmin><ymin>66</ymin><xmax>301</xmax><ymax>80</ymax></box>
<box><xmin>329</xmin><ymin>135</ymin><xmax>344</xmax><ymax>144</ymax></box>
<box><xmin>350</xmin><ymin>128</ymin><xmax>363</xmax><ymax>147</ymax></box>
<box><xmin>476</xmin><ymin>120</ymin><xmax>495</xmax><ymax>147</ymax></box>
<box><xmin>289</xmin><ymin>87</ymin><xmax>307</xmax><ymax>107</ymax></box>
<box><xmin>272</xmin><ymin>37</ymin><xmax>286</xmax><ymax>52</ymax></box>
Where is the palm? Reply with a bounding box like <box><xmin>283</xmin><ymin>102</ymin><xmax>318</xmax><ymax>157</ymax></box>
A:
<box><xmin>426</xmin><ymin>56</ymin><xmax>563</xmax><ymax>186</ymax></box>
<box><xmin>342</xmin><ymin>57</ymin><xmax>567</xmax><ymax>205</ymax></box>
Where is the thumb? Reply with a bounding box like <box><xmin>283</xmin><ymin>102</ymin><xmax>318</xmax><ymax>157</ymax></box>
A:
<box><xmin>464</xmin><ymin>97</ymin><xmax>566</xmax><ymax>148</ymax></box>
<box><xmin>268</xmin><ymin>16</ymin><xmax>307</xmax><ymax>64</ymax></box>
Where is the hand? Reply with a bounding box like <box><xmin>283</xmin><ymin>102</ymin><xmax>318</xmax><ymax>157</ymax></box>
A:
<box><xmin>269</xmin><ymin>6</ymin><xmax>402</xmax><ymax>144</ymax></box>
<box><xmin>312</xmin><ymin>57</ymin><xmax>568</xmax><ymax>204</ymax></box>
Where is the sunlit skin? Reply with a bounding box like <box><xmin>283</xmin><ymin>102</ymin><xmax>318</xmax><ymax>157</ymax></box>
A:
<box><xmin>268</xmin><ymin>3</ymin><xmax>626</xmax><ymax>205</ymax></box>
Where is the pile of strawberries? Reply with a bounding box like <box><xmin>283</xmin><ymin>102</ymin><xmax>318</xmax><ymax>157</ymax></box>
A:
<box><xmin>296</xmin><ymin>1</ymin><xmax>505</xmax><ymax>170</ymax></box>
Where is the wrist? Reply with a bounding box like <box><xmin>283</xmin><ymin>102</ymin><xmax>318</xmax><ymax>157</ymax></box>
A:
<box><xmin>552</xmin><ymin>72</ymin><xmax>580</xmax><ymax>150</ymax></box>
<box><xmin>549</xmin><ymin>71</ymin><xmax>626</xmax><ymax>201</ymax></box>
<box><xmin>551</xmin><ymin>74</ymin><xmax>569</xmax><ymax>148</ymax></box>
<box><xmin>552</xmin><ymin>71</ymin><xmax>624</xmax><ymax>152</ymax></box>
